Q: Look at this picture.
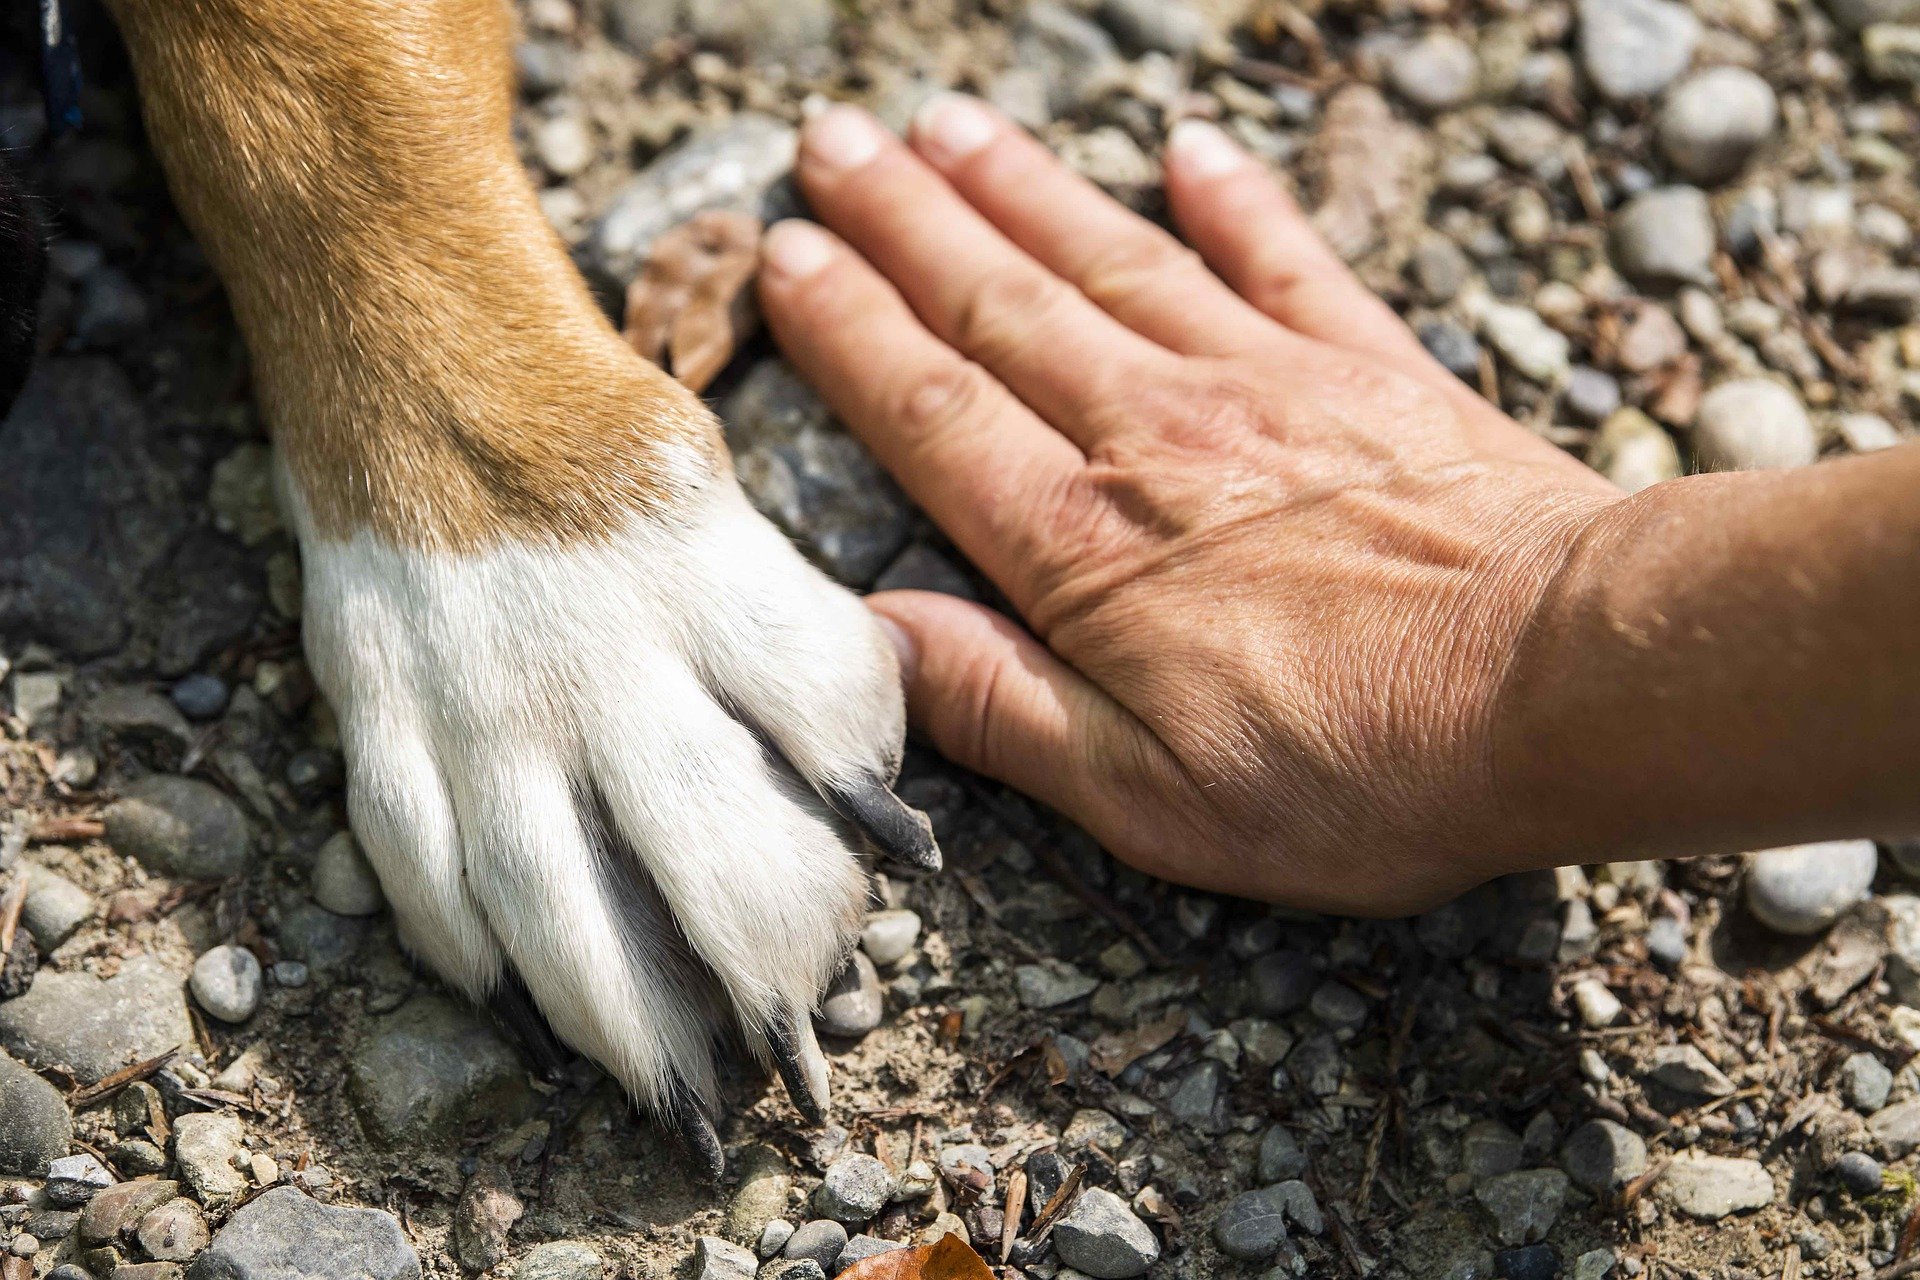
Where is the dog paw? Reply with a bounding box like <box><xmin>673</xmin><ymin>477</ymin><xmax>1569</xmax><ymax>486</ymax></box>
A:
<box><xmin>292</xmin><ymin>478</ymin><xmax>935</xmax><ymax>1170</ymax></box>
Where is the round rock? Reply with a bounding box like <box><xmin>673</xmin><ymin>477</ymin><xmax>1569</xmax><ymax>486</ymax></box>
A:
<box><xmin>1560</xmin><ymin>1119</ymin><xmax>1648</xmax><ymax>1192</ymax></box>
<box><xmin>138</xmin><ymin>1198</ymin><xmax>210</xmax><ymax>1261</ymax></box>
<box><xmin>1612</xmin><ymin>187</ymin><xmax>1715</xmax><ymax>285</ymax></box>
<box><xmin>311</xmin><ymin>832</ymin><xmax>386</xmax><ymax>917</ymax></box>
<box><xmin>1386</xmin><ymin>32</ymin><xmax>1478</xmax><ymax>112</ymax></box>
<box><xmin>1744</xmin><ymin>840</ymin><xmax>1878</xmax><ymax>934</ymax></box>
<box><xmin>0</xmin><ymin>1051</ymin><xmax>72</xmax><ymax>1175</ymax></box>
<box><xmin>104</xmin><ymin>775</ymin><xmax>252</xmax><ymax>880</ymax></box>
<box><xmin>1659</xmin><ymin>1152</ymin><xmax>1774</xmax><ymax>1219</ymax></box>
<box><xmin>515</xmin><ymin>1241</ymin><xmax>606</xmax><ymax>1280</ymax></box>
<box><xmin>1053</xmin><ymin>1187</ymin><xmax>1159</xmax><ymax>1279</ymax></box>
<box><xmin>816</xmin><ymin>951</ymin><xmax>882</xmax><ymax>1038</ymax></box>
<box><xmin>1657</xmin><ymin>67</ymin><xmax>1778</xmax><ymax>184</ymax></box>
<box><xmin>779</xmin><ymin>1219</ymin><xmax>847</xmax><ymax>1271</ymax></box>
<box><xmin>1577</xmin><ymin>0</ymin><xmax>1700</xmax><ymax>101</ymax></box>
<box><xmin>1842</xmin><ymin>1052</ymin><xmax>1894</xmax><ymax>1113</ymax></box>
<box><xmin>813</xmin><ymin>1154</ymin><xmax>893</xmax><ymax>1224</ymax></box>
<box><xmin>1835</xmin><ymin>1150</ymin><xmax>1884</xmax><ymax>1196</ymax></box>
<box><xmin>1694</xmin><ymin>379</ymin><xmax>1818</xmax><ymax>472</ymax></box>
<box><xmin>191</xmin><ymin>1185</ymin><xmax>420</xmax><ymax>1280</ymax></box>
<box><xmin>858</xmin><ymin>909</ymin><xmax>921</xmax><ymax>967</ymax></box>
<box><xmin>190</xmin><ymin>944</ymin><xmax>263</xmax><ymax>1023</ymax></box>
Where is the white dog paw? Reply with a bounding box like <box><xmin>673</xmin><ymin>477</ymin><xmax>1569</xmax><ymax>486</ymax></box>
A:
<box><xmin>292</xmin><ymin>479</ymin><xmax>934</xmax><ymax>1170</ymax></box>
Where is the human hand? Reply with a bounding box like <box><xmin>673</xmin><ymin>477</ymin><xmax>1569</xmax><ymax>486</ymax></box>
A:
<box><xmin>757</xmin><ymin>96</ymin><xmax>1634</xmax><ymax>915</ymax></box>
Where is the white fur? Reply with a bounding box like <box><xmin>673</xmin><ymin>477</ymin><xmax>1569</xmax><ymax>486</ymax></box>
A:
<box><xmin>285</xmin><ymin>473</ymin><xmax>904</xmax><ymax>1113</ymax></box>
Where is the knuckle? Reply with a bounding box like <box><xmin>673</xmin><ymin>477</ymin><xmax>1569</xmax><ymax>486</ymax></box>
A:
<box><xmin>1077</xmin><ymin>235</ymin><xmax>1197</xmax><ymax>309</ymax></box>
<box><xmin>892</xmin><ymin>358</ymin><xmax>997</xmax><ymax>442</ymax></box>
<box><xmin>953</xmin><ymin>267</ymin><xmax>1068</xmax><ymax>362</ymax></box>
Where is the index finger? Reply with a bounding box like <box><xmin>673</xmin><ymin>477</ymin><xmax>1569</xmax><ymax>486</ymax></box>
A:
<box><xmin>757</xmin><ymin>218</ymin><xmax>1084</xmax><ymax>616</ymax></box>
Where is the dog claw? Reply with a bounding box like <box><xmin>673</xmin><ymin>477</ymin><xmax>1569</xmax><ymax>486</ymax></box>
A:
<box><xmin>766</xmin><ymin>1010</ymin><xmax>831</xmax><ymax>1125</ymax></box>
<box><xmin>487</xmin><ymin>968</ymin><xmax>572</xmax><ymax>1081</ymax></box>
<box><xmin>665</xmin><ymin>1095</ymin><xmax>725</xmax><ymax>1181</ymax></box>
<box><xmin>823</xmin><ymin>778</ymin><xmax>942</xmax><ymax>872</ymax></box>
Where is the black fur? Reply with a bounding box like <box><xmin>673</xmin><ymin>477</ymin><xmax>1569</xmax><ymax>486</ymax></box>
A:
<box><xmin>0</xmin><ymin>156</ymin><xmax>44</xmax><ymax>418</ymax></box>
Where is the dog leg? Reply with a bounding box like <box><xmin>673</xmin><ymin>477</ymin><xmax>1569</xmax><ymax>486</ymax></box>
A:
<box><xmin>102</xmin><ymin>0</ymin><xmax>933</xmax><ymax>1166</ymax></box>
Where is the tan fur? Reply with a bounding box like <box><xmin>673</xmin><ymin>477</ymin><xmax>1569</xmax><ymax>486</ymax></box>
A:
<box><xmin>103</xmin><ymin>0</ymin><xmax>722</xmax><ymax>550</ymax></box>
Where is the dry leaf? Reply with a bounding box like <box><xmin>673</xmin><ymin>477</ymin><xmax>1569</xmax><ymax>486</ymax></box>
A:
<box><xmin>837</xmin><ymin>1233</ymin><xmax>995</xmax><ymax>1280</ymax></box>
<box><xmin>622</xmin><ymin>210</ymin><xmax>762</xmax><ymax>393</ymax></box>
<box><xmin>1089</xmin><ymin>1010</ymin><xmax>1186</xmax><ymax>1077</ymax></box>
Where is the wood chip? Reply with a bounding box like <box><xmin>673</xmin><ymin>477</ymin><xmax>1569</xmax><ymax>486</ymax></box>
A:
<box><xmin>999</xmin><ymin>1167</ymin><xmax>1026</xmax><ymax>1262</ymax></box>
<box><xmin>622</xmin><ymin>210</ymin><xmax>762</xmax><ymax>393</ymax></box>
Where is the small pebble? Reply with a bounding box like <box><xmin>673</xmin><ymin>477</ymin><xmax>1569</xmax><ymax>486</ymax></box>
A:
<box><xmin>1646</xmin><ymin>916</ymin><xmax>1688</xmax><ymax>968</ymax></box>
<box><xmin>817</xmin><ymin>952</ymin><xmax>882</xmax><ymax>1038</ymax></box>
<box><xmin>858</xmin><ymin>909</ymin><xmax>921</xmax><ymax>967</ymax></box>
<box><xmin>1577</xmin><ymin>0</ymin><xmax>1699</xmax><ymax>102</ymax></box>
<box><xmin>758</xmin><ymin>1219</ymin><xmax>795</xmax><ymax>1259</ymax></box>
<box><xmin>1842</xmin><ymin>1052</ymin><xmax>1894</xmax><ymax>1113</ymax></box>
<box><xmin>1836</xmin><ymin>1150</ymin><xmax>1884</xmax><ymax>1196</ymax></box>
<box><xmin>169</xmin><ymin>674</ymin><xmax>230</xmax><ymax>721</ymax></box>
<box><xmin>781</xmin><ymin>1220</ymin><xmax>848</xmax><ymax>1272</ymax></box>
<box><xmin>311</xmin><ymin>832</ymin><xmax>385</xmax><ymax>917</ymax></box>
<box><xmin>1569</xmin><ymin>979</ymin><xmax>1622</xmax><ymax>1029</ymax></box>
<box><xmin>271</xmin><ymin>959</ymin><xmax>310</xmax><ymax>987</ymax></box>
<box><xmin>1657</xmin><ymin>67</ymin><xmax>1778</xmax><ymax>184</ymax></box>
<box><xmin>1612</xmin><ymin>187</ymin><xmax>1716</xmax><ymax>284</ymax></box>
<box><xmin>190</xmin><ymin>944</ymin><xmax>264</xmax><ymax>1023</ymax></box>
<box><xmin>813</xmin><ymin>1154</ymin><xmax>893</xmax><ymax>1224</ymax></box>
<box><xmin>1387</xmin><ymin>32</ymin><xmax>1479</xmax><ymax>112</ymax></box>
<box><xmin>1496</xmin><ymin>1243</ymin><xmax>1561</xmax><ymax>1280</ymax></box>
<box><xmin>1694</xmin><ymin>379</ymin><xmax>1819</xmax><ymax>471</ymax></box>
<box><xmin>1744</xmin><ymin>840</ymin><xmax>1878</xmax><ymax>934</ymax></box>
<box><xmin>45</xmin><ymin>1154</ymin><xmax>114</xmax><ymax>1207</ymax></box>
<box><xmin>1419</xmin><ymin>321</ymin><xmax>1483</xmax><ymax>381</ymax></box>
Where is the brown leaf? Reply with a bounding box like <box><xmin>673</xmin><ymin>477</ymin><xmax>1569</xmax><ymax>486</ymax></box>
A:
<box><xmin>837</xmin><ymin>1233</ymin><xmax>995</xmax><ymax>1280</ymax></box>
<box><xmin>1089</xmin><ymin>1010</ymin><xmax>1186</xmax><ymax>1077</ymax></box>
<box><xmin>622</xmin><ymin>210</ymin><xmax>763</xmax><ymax>393</ymax></box>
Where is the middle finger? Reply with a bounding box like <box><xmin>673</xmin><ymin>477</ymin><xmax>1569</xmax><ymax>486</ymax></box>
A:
<box><xmin>795</xmin><ymin>105</ymin><xmax>1177</xmax><ymax>446</ymax></box>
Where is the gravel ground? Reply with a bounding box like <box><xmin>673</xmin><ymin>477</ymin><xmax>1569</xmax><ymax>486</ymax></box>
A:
<box><xmin>1</xmin><ymin>0</ymin><xmax>1919</xmax><ymax>1277</ymax></box>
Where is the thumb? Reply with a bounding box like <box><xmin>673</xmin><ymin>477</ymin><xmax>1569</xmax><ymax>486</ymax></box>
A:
<box><xmin>865</xmin><ymin>590</ymin><xmax>1156</xmax><ymax>831</ymax></box>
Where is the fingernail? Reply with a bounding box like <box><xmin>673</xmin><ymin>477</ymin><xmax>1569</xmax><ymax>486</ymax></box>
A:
<box><xmin>875</xmin><ymin>615</ymin><xmax>918</xmax><ymax>688</ymax></box>
<box><xmin>761</xmin><ymin>220</ymin><xmax>836</xmax><ymax>280</ymax></box>
<box><xmin>804</xmin><ymin>104</ymin><xmax>886</xmax><ymax>171</ymax></box>
<box><xmin>1167</xmin><ymin>119</ymin><xmax>1246</xmax><ymax>179</ymax></box>
<box><xmin>913</xmin><ymin>92</ymin><xmax>998</xmax><ymax>166</ymax></box>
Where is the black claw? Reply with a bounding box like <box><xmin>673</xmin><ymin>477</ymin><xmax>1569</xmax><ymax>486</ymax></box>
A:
<box><xmin>822</xmin><ymin>777</ymin><xmax>942</xmax><ymax>872</ymax></box>
<box><xmin>488</xmin><ymin>968</ymin><xmax>572</xmax><ymax>1081</ymax></box>
<box><xmin>665</xmin><ymin>1095</ymin><xmax>725</xmax><ymax>1181</ymax></box>
<box><xmin>766</xmin><ymin>1013</ymin><xmax>827</xmax><ymax>1126</ymax></box>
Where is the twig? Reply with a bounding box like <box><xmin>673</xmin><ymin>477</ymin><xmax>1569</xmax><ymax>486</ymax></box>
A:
<box><xmin>28</xmin><ymin>816</ymin><xmax>103</xmax><ymax>843</ymax></box>
<box><xmin>67</xmin><ymin>1047</ymin><xmax>180</xmax><ymax>1109</ymax></box>
<box><xmin>1026</xmin><ymin>1164</ymin><xmax>1084</xmax><ymax>1247</ymax></box>
<box><xmin>0</xmin><ymin>878</ymin><xmax>25</xmax><ymax>958</ymax></box>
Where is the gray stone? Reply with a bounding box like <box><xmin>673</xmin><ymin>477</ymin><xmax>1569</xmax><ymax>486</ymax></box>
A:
<box><xmin>1646</xmin><ymin>916</ymin><xmax>1688</xmax><ymax>967</ymax></box>
<box><xmin>138</xmin><ymin>1199</ymin><xmax>210</xmax><ymax>1261</ymax></box>
<box><xmin>1053</xmin><ymin>1187</ymin><xmax>1159</xmax><ymax>1279</ymax></box>
<box><xmin>723</xmin><ymin>1146</ymin><xmax>791</xmax><ymax>1242</ymax></box>
<box><xmin>693</xmin><ymin>1235</ymin><xmax>756</xmax><ymax>1280</ymax></box>
<box><xmin>83</xmin><ymin>687</ymin><xmax>194</xmax><ymax>762</ymax></box>
<box><xmin>781</xmin><ymin>1220</ymin><xmax>848</xmax><ymax>1271</ymax></box>
<box><xmin>515</xmin><ymin>1242</ymin><xmax>605</xmax><ymax>1280</ymax></box>
<box><xmin>1015</xmin><ymin>3</ymin><xmax>1124</xmax><ymax>117</ymax></box>
<box><xmin>1694</xmin><ymin>379</ymin><xmax>1818</xmax><ymax>471</ymax></box>
<box><xmin>347</xmin><ymin>995</ymin><xmax>531</xmax><ymax>1146</ymax></box>
<box><xmin>1843</xmin><ymin>1052</ymin><xmax>1894</xmax><ymax>1113</ymax></box>
<box><xmin>1836</xmin><ymin>1150</ymin><xmax>1884</xmax><ymax>1195</ymax></box>
<box><xmin>310</xmin><ymin>833</ymin><xmax>384</xmax><ymax>917</ymax></box>
<box><xmin>758</xmin><ymin>1221</ymin><xmax>795</xmax><ymax>1258</ymax></box>
<box><xmin>174</xmin><ymin>1112</ymin><xmax>250</xmax><ymax>1209</ymax></box>
<box><xmin>1479</xmin><ymin>304</ymin><xmax>1570</xmax><ymax>383</ymax></box>
<box><xmin>274</xmin><ymin>897</ymin><xmax>368</xmax><ymax>974</ymax></box>
<box><xmin>1308</xmin><ymin>981</ymin><xmax>1369</xmax><ymax>1030</ymax></box>
<box><xmin>45</xmin><ymin>1153</ymin><xmax>113</xmax><ymax>1207</ymax></box>
<box><xmin>1560</xmin><ymin>1120</ymin><xmax>1648</xmax><ymax>1192</ymax></box>
<box><xmin>1213</xmin><ymin>1186</ymin><xmax>1292</xmax><ymax>1262</ymax></box>
<box><xmin>190</xmin><ymin>944</ymin><xmax>262</xmax><ymax>1023</ymax></box>
<box><xmin>1658</xmin><ymin>1152</ymin><xmax>1774</xmax><ymax>1219</ymax></box>
<box><xmin>723</xmin><ymin>361</ymin><xmax>913</xmax><ymax>588</ymax></box>
<box><xmin>0</xmin><ymin>956</ymin><xmax>193</xmax><ymax>1085</ymax></box>
<box><xmin>1097</xmin><ymin>0</ymin><xmax>1212</xmax><ymax>55</ymax></box>
<box><xmin>1868</xmin><ymin>1100</ymin><xmax>1920</xmax><ymax>1155</ymax></box>
<box><xmin>1247</xmin><ymin>950</ymin><xmax>1316</xmax><ymax>1016</ymax></box>
<box><xmin>814</xmin><ymin>1154</ymin><xmax>893</xmax><ymax>1223</ymax></box>
<box><xmin>937</xmin><ymin>1143</ymin><xmax>996</xmax><ymax>1189</ymax></box>
<box><xmin>1258</xmin><ymin>1126</ymin><xmax>1308</xmax><ymax>1182</ymax></box>
<box><xmin>1647</xmin><ymin>1044</ymin><xmax>1736</xmax><ymax>1097</ymax></box>
<box><xmin>1745</xmin><ymin>840</ymin><xmax>1878</xmax><ymax>933</ymax></box>
<box><xmin>77</xmin><ymin>1180</ymin><xmax>180</xmax><ymax>1246</ymax></box>
<box><xmin>817</xmin><ymin>951</ymin><xmax>883</xmax><ymax>1038</ymax></box>
<box><xmin>1577</xmin><ymin>0</ymin><xmax>1700</xmax><ymax>101</ymax></box>
<box><xmin>1612</xmin><ymin>187</ymin><xmax>1716</xmax><ymax>285</ymax></box>
<box><xmin>686</xmin><ymin>0</ymin><xmax>836</xmax><ymax>59</ymax></box>
<box><xmin>0</xmin><ymin>1051</ymin><xmax>70</xmax><ymax>1175</ymax></box>
<box><xmin>1657</xmin><ymin>68</ymin><xmax>1778</xmax><ymax>184</ymax></box>
<box><xmin>1473</xmin><ymin>1169</ymin><xmax>1568</xmax><ymax>1246</ymax></box>
<box><xmin>187</xmin><ymin>1186</ymin><xmax>420</xmax><ymax>1280</ymax></box>
<box><xmin>1564</xmin><ymin>367</ymin><xmax>1622</xmax><ymax>423</ymax></box>
<box><xmin>1462</xmin><ymin>1122</ymin><xmax>1523</xmax><ymax>1182</ymax></box>
<box><xmin>858</xmin><ymin>910</ymin><xmax>921</xmax><ymax>967</ymax></box>
<box><xmin>1016</xmin><ymin>959</ymin><xmax>1099</xmax><ymax>1010</ymax></box>
<box><xmin>170</xmin><ymin>675</ymin><xmax>229</xmax><ymax>721</ymax></box>
<box><xmin>1587</xmin><ymin>409</ymin><xmax>1682</xmax><ymax>493</ymax></box>
<box><xmin>104</xmin><ymin>777</ymin><xmax>252</xmax><ymax>881</ymax></box>
<box><xmin>20</xmin><ymin>866</ymin><xmax>91</xmax><ymax>953</ymax></box>
<box><xmin>765</xmin><ymin>1264</ymin><xmax>827</xmax><ymax>1280</ymax></box>
<box><xmin>1167</xmin><ymin>1060</ymin><xmax>1223</xmax><ymax>1127</ymax></box>
<box><xmin>834</xmin><ymin>1236</ymin><xmax>907</xmax><ymax>1274</ymax></box>
<box><xmin>593</xmin><ymin>116</ymin><xmax>797</xmax><ymax>281</ymax></box>
<box><xmin>1387</xmin><ymin>33</ymin><xmax>1479</xmax><ymax>112</ymax></box>
<box><xmin>453</xmin><ymin>1163</ymin><xmax>523</xmax><ymax>1273</ymax></box>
